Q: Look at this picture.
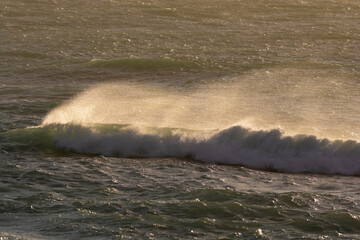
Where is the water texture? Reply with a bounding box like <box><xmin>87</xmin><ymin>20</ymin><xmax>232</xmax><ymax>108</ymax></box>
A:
<box><xmin>1</xmin><ymin>0</ymin><xmax>360</xmax><ymax>239</ymax></box>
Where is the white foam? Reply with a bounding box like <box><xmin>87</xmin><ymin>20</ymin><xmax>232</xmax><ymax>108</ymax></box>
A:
<box><xmin>51</xmin><ymin>124</ymin><xmax>360</xmax><ymax>175</ymax></box>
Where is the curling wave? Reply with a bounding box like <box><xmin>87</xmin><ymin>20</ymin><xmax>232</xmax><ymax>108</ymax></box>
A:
<box><xmin>3</xmin><ymin>124</ymin><xmax>359</xmax><ymax>175</ymax></box>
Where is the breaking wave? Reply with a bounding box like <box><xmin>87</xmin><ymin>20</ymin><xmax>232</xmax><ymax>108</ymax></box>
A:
<box><xmin>3</xmin><ymin>123</ymin><xmax>360</xmax><ymax>176</ymax></box>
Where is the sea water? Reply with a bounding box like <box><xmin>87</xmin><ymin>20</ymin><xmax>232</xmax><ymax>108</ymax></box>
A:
<box><xmin>1</xmin><ymin>0</ymin><xmax>360</xmax><ymax>239</ymax></box>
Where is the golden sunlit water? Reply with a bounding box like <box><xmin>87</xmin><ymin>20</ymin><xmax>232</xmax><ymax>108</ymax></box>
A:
<box><xmin>1</xmin><ymin>0</ymin><xmax>360</xmax><ymax>239</ymax></box>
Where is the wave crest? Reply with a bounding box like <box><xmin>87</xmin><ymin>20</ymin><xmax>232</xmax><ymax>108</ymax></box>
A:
<box><xmin>3</xmin><ymin>123</ymin><xmax>359</xmax><ymax>175</ymax></box>
<box><xmin>37</xmin><ymin>124</ymin><xmax>360</xmax><ymax>175</ymax></box>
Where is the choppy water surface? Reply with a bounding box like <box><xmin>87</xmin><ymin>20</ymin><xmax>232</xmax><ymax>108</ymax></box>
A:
<box><xmin>1</xmin><ymin>155</ymin><xmax>360</xmax><ymax>239</ymax></box>
<box><xmin>1</xmin><ymin>0</ymin><xmax>360</xmax><ymax>239</ymax></box>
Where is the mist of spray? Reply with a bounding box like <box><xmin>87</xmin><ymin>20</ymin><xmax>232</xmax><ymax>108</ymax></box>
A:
<box><xmin>43</xmin><ymin>67</ymin><xmax>360</xmax><ymax>141</ymax></box>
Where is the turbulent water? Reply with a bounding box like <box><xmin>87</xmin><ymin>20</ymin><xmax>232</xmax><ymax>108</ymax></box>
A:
<box><xmin>1</xmin><ymin>0</ymin><xmax>360</xmax><ymax>239</ymax></box>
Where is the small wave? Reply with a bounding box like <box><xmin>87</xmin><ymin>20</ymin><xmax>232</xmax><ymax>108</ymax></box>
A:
<box><xmin>3</xmin><ymin>124</ymin><xmax>360</xmax><ymax>176</ymax></box>
<box><xmin>85</xmin><ymin>57</ymin><xmax>200</xmax><ymax>71</ymax></box>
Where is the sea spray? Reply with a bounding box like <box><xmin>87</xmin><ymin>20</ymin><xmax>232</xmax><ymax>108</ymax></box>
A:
<box><xmin>41</xmin><ymin>77</ymin><xmax>360</xmax><ymax>141</ymax></box>
<box><xmin>32</xmin><ymin>80</ymin><xmax>360</xmax><ymax>175</ymax></box>
<box><xmin>2</xmin><ymin>0</ymin><xmax>360</xmax><ymax>238</ymax></box>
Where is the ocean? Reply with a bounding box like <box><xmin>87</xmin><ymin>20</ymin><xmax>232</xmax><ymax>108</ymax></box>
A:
<box><xmin>1</xmin><ymin>0</ymin><xmax>360</xmax><ymax>239</ymax></box>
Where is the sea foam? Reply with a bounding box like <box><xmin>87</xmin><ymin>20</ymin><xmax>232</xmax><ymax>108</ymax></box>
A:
<box><xmin>51</xmin><ymin>124</ymin><xmax>360</xmax><ymax>175</ymax></box>
<box><xmin>39</xmin><ymin>81</ymin><xmax>360</xmax><ymax>175</ymax></box>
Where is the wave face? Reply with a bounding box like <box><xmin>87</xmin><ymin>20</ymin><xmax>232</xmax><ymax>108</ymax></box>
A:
<box><xmin>34</xmin><ymin>81</ymin><xmax>360</xmax><ymax>176</ymax></box>
<box><xmin>6</xmin><ymin>123</ymin><xmax>359</xmax><ymax>176</ymax></box>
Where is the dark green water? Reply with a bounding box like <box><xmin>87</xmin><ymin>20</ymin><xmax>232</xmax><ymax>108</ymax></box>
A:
<box><xmin>2</xmin><ymin>155</ymin><xmax>360</xmax><ymax>239</ymax></box>
<box><xmin>1</xmin><ymin>0</ymin><xmax>360</xmax><ymax>239</ymax></box>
